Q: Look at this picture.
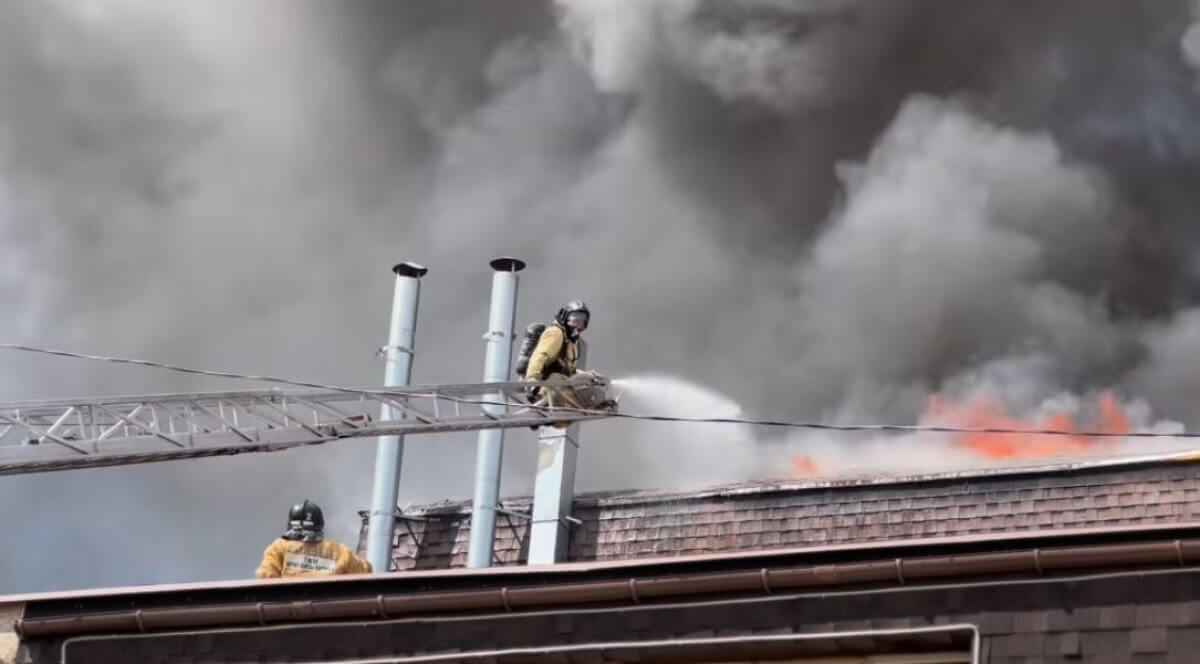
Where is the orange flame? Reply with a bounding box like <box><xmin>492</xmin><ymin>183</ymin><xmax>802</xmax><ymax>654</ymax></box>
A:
<box><xmin>787</xmin><ymin>391</ymin><xmax>1132</xmax><ymax>477</ymax></box>
<box><xmin>924</xmin><ymin>391</ymin><xmax>1130</xmax><ymax>460</ymax></box>
<box><xmin>790</xmin><ymin>455</ymin><xmax>820</xmax><ymax>477</ymax></box>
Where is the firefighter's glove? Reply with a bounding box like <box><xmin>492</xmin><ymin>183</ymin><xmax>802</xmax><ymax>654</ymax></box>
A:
<box><xmin>525</xmin><ymin>385</ymin><xmax>541</xmax><ymax>403</ymax></box>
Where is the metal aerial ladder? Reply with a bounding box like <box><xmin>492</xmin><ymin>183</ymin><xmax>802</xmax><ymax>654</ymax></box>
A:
<box><xmin>0</xmin><ymin>377</ymin><xmax>614</xmax><ymax>476</ymax></box>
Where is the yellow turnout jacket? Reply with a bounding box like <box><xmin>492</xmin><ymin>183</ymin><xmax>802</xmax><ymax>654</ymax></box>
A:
<box><xmin>255</xmin><ymin>538</ymin><xmax>373</xmax><ymax>578</ymax></box>
<box><xmin>524</xmin><ymin>324</ymin><xmax>579</xmax><ymax>381</ymax></box>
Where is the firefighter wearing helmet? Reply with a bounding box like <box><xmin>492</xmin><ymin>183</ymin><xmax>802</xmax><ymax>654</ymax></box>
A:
<box><xmin>255</xmin><ymin>500</ymin><xmax>373</xmax><ymax>578</ymax></box>
<box><xmin>524</xmin><ymin>300</ymin><xmax>590</xmax><ymax>421</ymax></box>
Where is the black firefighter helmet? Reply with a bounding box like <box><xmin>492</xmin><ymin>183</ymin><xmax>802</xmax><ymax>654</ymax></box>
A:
<box><xmin>555</xmin><ymin>300</ymin><xmax>590</xmax><ymax>340</ymax></box>
<box><xmin>282</xmin><ymin>499</ymin><xmax>325</xmax><ymax>542</ymax></box>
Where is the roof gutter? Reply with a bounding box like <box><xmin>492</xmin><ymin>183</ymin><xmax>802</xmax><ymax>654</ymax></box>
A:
<box><xmin>17</xmin><ymin>537</ymin><xmax>1200</xmax><ymax>639</ymax></box>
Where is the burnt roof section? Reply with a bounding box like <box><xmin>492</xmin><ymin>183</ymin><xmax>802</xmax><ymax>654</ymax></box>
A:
<box><xmin>368</xmin><ymin>454</ymin><xmax>1200</xmax><ymax>570</ymax></box>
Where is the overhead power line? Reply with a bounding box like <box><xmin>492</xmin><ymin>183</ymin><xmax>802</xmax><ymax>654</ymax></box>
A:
<box><xmin>0</xmin><ymin>342</ymin><xmax>374</xmax><ymax>394</ymax></box>
<box><xmin>1</xmin><ymin>342</ymin><xmax>1196</xmax><ymax>441</ymax></box>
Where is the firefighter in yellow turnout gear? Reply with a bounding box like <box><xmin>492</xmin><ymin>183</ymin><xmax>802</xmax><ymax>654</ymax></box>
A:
<box><xmin>255</xmin><ymin>500</ymin><xmax>372</xmax><ymax>578</ymax></box>
<box><xmin>524</xmin><ymin>301</ymin><xmax>589</xmax><ymax>415</ymax></box>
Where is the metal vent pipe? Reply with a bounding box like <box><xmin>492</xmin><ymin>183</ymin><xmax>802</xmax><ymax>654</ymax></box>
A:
<box><xmin>366</xmin><ymin>261</ymin><xmax>427</xmax><ymax>573</ymax></box>
<box><xmin>467</xmin><ymin>257</ymin><xmax>526</xmax><ymax>568</ymax></box>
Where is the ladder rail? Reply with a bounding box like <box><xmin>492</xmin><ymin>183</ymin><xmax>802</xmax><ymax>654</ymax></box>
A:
<box><xmin>0</xmin><ymin>379</ymin><xmax>572</xmax><ymax>411</ymax></box>
<box><xmin>0</xmin><ymin>377</ymin><xmax>614</xmax><ymax>476</ymax></box>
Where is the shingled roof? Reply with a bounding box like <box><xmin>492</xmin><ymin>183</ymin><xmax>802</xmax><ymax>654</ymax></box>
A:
<box><xmin>362</xmin><ymin>454</ymin><xmax>1200</xmax><ymax>571</ymax></box>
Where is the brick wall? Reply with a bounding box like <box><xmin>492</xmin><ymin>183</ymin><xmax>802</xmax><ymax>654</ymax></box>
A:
<box><xmin>366</xmin><ymin>461</ymin><xmax>1200</xmax><ymax>571</ymax></box>
<box><xmin>52</xmin><ymin>567</ymin><xmax>1200</xmax><ymax>663</ymax></box>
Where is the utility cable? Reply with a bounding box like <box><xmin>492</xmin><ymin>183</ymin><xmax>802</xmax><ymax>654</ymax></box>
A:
<box><xmin>0</xmin><ymin>342</ymin><xmax>373</xmax><ymax>393</ymax></box>
<box><xmin>429</xmin><ymin>392</ymin><xmax>1200</xmax><ymax>439</ymax></box>
<box><xmin>1</xmin><ymin>342</ymin><xmax>1197</xmax><ymax>440</ymax></box>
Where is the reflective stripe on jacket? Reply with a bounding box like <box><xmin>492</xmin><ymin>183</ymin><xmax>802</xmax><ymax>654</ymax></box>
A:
<box><xmin>255</xmin><ymin>538</ymin><xmax>372</xmax><ymax>578</ymax></box>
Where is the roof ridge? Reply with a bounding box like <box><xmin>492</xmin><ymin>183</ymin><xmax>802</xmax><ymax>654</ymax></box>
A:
<box><xmin>364</xmin><ymin>450</ymin><xmax>1200</xmax><ymax>518</ymax></box>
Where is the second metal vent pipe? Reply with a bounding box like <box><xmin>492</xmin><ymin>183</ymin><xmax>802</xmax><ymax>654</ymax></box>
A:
<box><xmin>467</xmin><ymin>257</ymin><xmax>526</xmax><ymax>568</ymax></box>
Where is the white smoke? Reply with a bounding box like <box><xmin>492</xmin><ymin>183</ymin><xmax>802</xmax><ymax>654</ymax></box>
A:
<box><xmin>793</xmin><ymin>96</ymin><xmax>1121</xmax><ymax>412</ymax></box>
<box><xmin>555</xmin><ymin>0</ymin><xmax>906</xmax><ymax>109</ymax></box>
<box><xmin>1183</xmin><ymin>1</ymin><xmax>1200</xmax><ymax>75</ymax></box>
